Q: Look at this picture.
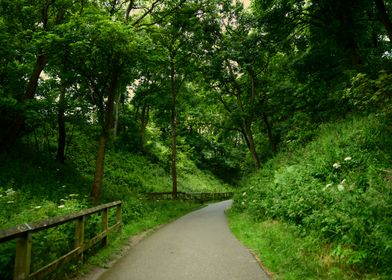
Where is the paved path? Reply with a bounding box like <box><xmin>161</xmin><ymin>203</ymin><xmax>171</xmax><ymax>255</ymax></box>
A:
<box><xmin>98</xmin><ymin>200</ymin><xmax>270</xmax><ymax>280</ymax></box>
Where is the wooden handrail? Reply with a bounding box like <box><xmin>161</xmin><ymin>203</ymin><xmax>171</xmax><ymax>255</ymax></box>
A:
<box><xmin>0</xmin><ymin>201</ymin><xmax>122</xmax><ymax>280</ymax></box>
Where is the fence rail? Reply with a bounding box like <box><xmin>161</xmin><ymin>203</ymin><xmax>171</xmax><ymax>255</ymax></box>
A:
<box><xmin>146</xmin><ymin>192</ymin><xmax>233</xmax><ymax>202</ymax></box>
<box><xmin>0</xmin><ymin>201</ymin><xmax>122</xmax><ymax>280</ymax></box>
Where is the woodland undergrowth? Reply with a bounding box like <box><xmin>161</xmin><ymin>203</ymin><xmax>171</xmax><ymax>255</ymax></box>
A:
<box><xmin>230</xmin><ymin>113</ymin><xmax>392</xmax><ymax>279</ymax></box>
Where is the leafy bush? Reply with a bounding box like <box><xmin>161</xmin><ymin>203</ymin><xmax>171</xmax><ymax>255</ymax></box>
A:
<box><xmin>232</xmin><ymin>114</ymin><xmax>392</xmax><ymax>277</ymax></box>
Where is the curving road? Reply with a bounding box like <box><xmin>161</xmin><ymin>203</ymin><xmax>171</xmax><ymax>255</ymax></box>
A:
<box><xmin>98</xmin><ymin>200</ymin><xmax>270</xmax><ymax>280</ymax></box>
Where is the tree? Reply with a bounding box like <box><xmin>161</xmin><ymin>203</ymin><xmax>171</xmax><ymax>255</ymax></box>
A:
<box><xmin>146</xmin><ymin>0</ymin><xmax>222</xmax><ymax>196</ymax></box>
<box><xmin>0</xmin><ymin>0</ymin><xmax>84</xmax><ymax>151</ymax></box>
<box><xmin>59</xmin><ymin>12</ymin><xmax>140</xmax><ymax>201</ymax></box>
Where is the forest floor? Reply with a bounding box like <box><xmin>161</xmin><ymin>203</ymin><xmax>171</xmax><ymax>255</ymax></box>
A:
<box><xmin>82</xmin><ymin>200</ymin><xmax>269</xmax><ymax>280</ymax></box>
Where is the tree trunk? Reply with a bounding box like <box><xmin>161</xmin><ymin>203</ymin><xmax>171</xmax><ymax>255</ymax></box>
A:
<box><xmin>90</xmin><ymin>68</ymin><xmax>118</xmax><ymax>202</ymax></box>
<box><xmin>244</xmin><ymin>122</ymin><xmax>261</xmax><ymax>170</ymax></box>
<box><xmin>374</xmin><ymin>0</ymin><xmax>392</xmax><ymax>42</ymax></box>
<box><xmin>113</xmin><ymin>93</ymin><xmax>121</xmax><ymax>137</ymax></box>
<box><xmin>170</xmin><ymin>59</ymin><xmax>178</xmax><ymax>198</ymax></box>
<box><xmin>90</xmin><ymin>131</ymin><xmax>109</xmax><ymax>202</ymax></box>
<box><xmin>262</xmin><ymin>113</ymin><xmax>277</xmax><ymax>154</ymax></box>
<box><xmin>140</xmin><ymin>102</ymin><xmax>149</xmax><ymax>150</ymax></box>
<box><xmin>125</xmin><ymin>0</ymin><xmax>135</xmax><ymax>21</ymax></box>
<box><xmin>56</xmin><ymin>78</ymin><xmax>66</xmax><ymax>163</ymax></box>
<box><xmin>0</xmin><ymin>55</ymin><xmax>47</xmax><ymax>152</ymax></box>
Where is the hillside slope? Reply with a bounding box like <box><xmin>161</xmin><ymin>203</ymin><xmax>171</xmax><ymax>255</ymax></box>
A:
<box><xmin>230</xmin><ymin>114</ymin><xmax>392</xmax><ymax>279</ymax></box>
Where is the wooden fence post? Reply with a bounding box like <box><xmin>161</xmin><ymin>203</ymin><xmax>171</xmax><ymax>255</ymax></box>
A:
<box><xmin>14</xmin><ymin>231</ymin><xmax>32</xmax><ymax>280</ymax></box>
<box><xmin>75</xmin><ymin>216</ymin><xmax>85</xmax><ymax>263</ymax></box>
<box><xmin>101</xmin><ymin>209</ymin><xmax>109</xmax><ymax>246</ymax></box>
<box><xmin>116</xmin><ymin>204</ymin><xmax>122</xmax><ymax>231</ymax></box>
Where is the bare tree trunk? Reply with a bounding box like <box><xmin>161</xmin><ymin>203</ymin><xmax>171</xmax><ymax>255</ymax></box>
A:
<box><xmin>374</xmin><ymin>0</ymin><xmax>392</xmax><ymax>42</ymax></box>
<box><xmin>56</xmin><ymin>78</ymin><xmax>66</xmax><ymax>163</ymax></box>
<box><xmin>170</xmin><ymin>59</ymin><xmax>178</xmax><ymax>198</ymax></box>
<box><xmin>90</xmin><ymin>68</ymin><xmax>118</xmax><ymax>202</ymax></box>
<box><xmin>0</xmin><ymin>54</ymin><xmax>47</xmax><ymax>152</ymax></box>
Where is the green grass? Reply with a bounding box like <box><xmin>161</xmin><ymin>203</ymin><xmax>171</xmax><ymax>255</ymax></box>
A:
<box><xmin>230</xmin><ymin>114</ymin><xmax>392</xmax><ymax>279</ymax></box>
<box><xmin>229</xmin><ymin>212</ymin><xmax>387</xmax><ymax>280</ymax></box>
<box><xmin>0</xmin><ymin>130</ymin><xmax>230</xmax><ymax>279</ymax></box>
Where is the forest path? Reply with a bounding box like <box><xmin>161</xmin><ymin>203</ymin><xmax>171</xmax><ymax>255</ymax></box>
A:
<box><xmin>97</xmin><ymin>200</ymin><xmax>269</xmax><ymax>280</ymax></box>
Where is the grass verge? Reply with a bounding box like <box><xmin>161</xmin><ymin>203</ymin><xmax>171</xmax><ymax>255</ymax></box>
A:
<box><xmin>228</xmin><ymin>211</ymin><xmax>386</xmax><ymax>280</ymax></box>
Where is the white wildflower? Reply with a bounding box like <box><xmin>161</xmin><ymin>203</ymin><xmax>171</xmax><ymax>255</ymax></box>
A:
<box><xmin>344</xmin><ymin>156</ymin><xmax>352</xmax><ymax>161</ymax></box>
<box><xmin>35</xmin><ymin>206</ymin><xmax>42</xmax><ymax>209</ymax></box>
<box><xmin>323</xmin><ymin>183</ymin><xmax>333</xmax><ymax>191</ymax></box>
<box><xmin>5</xmin><ymin>188</ymin><xmax>16</xmax><ymax>196</ymax></box>
<box><xmin>60</xmin><ymin>198</ymin><xmax>67</xmax><ymax>202</ymax></box>
<box><xmin>58</xmin><ymin>205</ymin><xmax>65</xmax><ymax>208</ymax></box>
<box><xmin>337</xmin><ymin>179</ymin><xmax>346</xmax><ymax>191</ymax></box>
<box><xmin>61</xmin><ymin>185</ymin><xmax>66</xmax><ymax>188</ymax></box>
<box><xmin>333</xmin><ymin>162</ymin><xmax>341</xmax><ymax>169</ymax></box>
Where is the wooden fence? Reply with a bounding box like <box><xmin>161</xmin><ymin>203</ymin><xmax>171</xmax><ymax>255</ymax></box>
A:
<box><xmin>146</xmin><ymin>192</ymin><xmax>233</xmax><ymax>202</ymax></box>
<box><xmin>0</xmin><ymin>201</ymin><xmax>122</xmax><ymax>280</ymax></box>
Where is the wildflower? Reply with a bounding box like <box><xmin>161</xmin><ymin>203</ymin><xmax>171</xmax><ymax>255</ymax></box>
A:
<box><xmin>242</xmin><ymin>192</ymin><xmax>247</xmax><ymax>196</ymax></box>
<box><xmin>333</xmin><ymin>162</ymin><xmax>341</xmax><ymax>169</ymax></box>
<box><xmin>337</xmin><ymin>179</ymin><xmax>346</xmax><ymax>191</ymax></box>
<box><xmin>6</xmin><ymin>188</ymin><xmax>16</xmax><ymax>196</ymax></box>
<box><xmin>58</xmin><ymin>205</ymin><xmax>65</xmax><ymax>208</ymax></box>
<box><xmin>7</xmin><ymin>200</ymin><xmax>14</xmax><ymax>204</ymax></box>
<box><xmin>241</xmin><ymin>201</ymin><xmax>245</xmax><ymax>205</ymax></box>
<box><xmin>344</xmin><ymin>156</ymin><xmax>352</xmax><ymax>161</ymax></box>
<box><xmin>323</xmin><ymin>183</ymin><xmax>333</xmax><ymax>191</ymax></box>
<box><xmin>35</xmin><ymin>206</ymin><xmax>42</xmax><ymax>209</ymax></box>
<box><xmin>60</xmin><ymin>198</ymin><xmax>67</xmax><ymax>202</ymax></box>
<box><xmin>61</xmin><ymin>185</ymin><xmax>66</xmax><ymax>188</ymax></box>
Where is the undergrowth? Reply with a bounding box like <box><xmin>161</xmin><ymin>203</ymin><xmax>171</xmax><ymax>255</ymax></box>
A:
<box><xmin>230</xmin><ymin>114</ymin><xmax>392</xmax><ymax>279</ymax></box>
<box><xmin>0</xmin><ymin>131</ymin><xmax>229</xmax><ymax>279</ymax></box>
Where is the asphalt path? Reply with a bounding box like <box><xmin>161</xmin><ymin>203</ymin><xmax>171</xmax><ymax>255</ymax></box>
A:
<box><xmin>98</xmin><ymin>200</ymin><xmax>270</xmax><ymax>280</ymax></box>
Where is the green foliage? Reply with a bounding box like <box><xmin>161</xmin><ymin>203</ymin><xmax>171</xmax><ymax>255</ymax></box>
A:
<box><xmin>344</xmin><ymin>71</ymin><xmax>392</xmax><ymax>114</ymax></box>
<box><xmin>231</xmin><ymin>114</ymin><xmax>392</xmax><ymax>277</ymax></box>
<box><xmin>229</xmin><ymin>213</ymin><xmax>353</xmax><ymax>280</ymax></box>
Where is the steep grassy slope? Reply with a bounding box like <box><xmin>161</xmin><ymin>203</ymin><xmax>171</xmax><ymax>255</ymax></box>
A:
<box><xmin>0</xmin><ymin>134</ymin><xmax>230</xmax><ymax>279</ymax></box>
<box><xmin>229</xmin><ymin>114</ymin><xmax>392</xmax><ymax>279</ymax></box>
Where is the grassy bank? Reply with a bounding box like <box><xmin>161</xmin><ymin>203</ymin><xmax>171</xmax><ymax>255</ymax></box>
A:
<box><xmin>0</xmin><ymin>133</ymin><xmax>229</xmax><ymax>279</ymax></box>
<box><xmin>229</xmin><ymin>114</ymin><xmax>392</xmax><ymax>279</ymax></box>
